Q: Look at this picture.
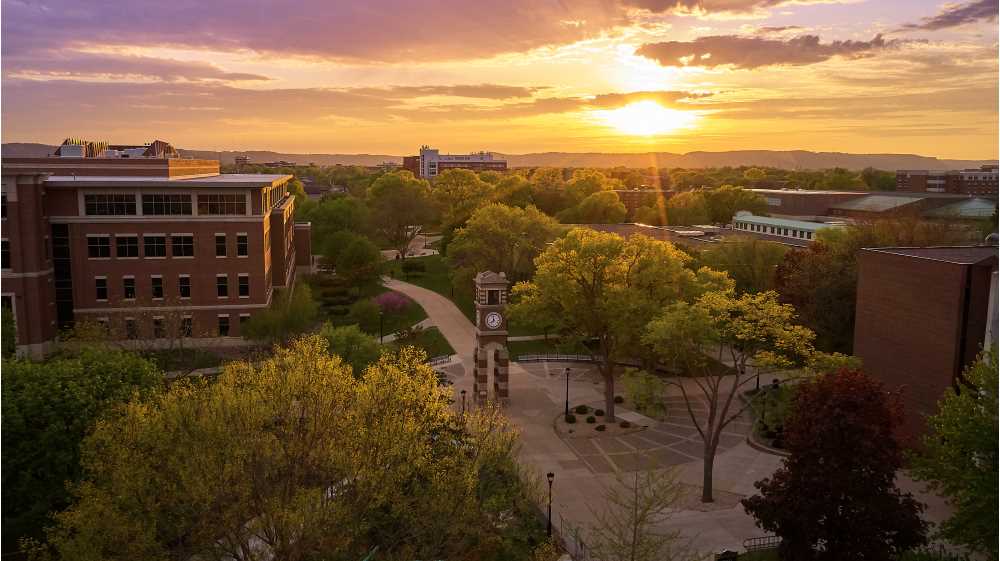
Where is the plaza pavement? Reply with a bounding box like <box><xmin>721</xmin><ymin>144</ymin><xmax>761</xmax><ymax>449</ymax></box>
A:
<box><xmin>383</xmin><ymin>277</ymin><xmax>956</xmax><ymax>556</ymax></box>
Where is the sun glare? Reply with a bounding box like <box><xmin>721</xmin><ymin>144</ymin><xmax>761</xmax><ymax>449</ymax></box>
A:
<box><xmin>595</xmin><ymin>100</ymin><xmax>698</xmax><ymax>136</ymax></box>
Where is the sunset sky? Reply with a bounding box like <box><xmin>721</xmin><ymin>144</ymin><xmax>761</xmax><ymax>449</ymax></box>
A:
<box><xmin>2</xmin><ymin>0</ymin><xmax>997</xmax><ymax>159</ymax></box>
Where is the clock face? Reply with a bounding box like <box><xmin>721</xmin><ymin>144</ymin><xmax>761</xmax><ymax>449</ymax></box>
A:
<box><xmin>485</xmin><ymin>312</ymin><xmax>503</xmax><ymax>330</ymax></box>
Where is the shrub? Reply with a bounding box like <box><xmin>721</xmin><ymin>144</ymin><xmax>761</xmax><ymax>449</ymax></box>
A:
<box><xmin>595</xmin><ymin>424</ymin><xmax>606</xmax><ymax>432</ymax></box>
<box><xmin>401</xmin><ymin>260</ymin><xmax>426</xmax><ymax>274</ymax></box>
<box><xmin>594</xmin><ymin>409</ymin><xmax>605</xmax><ymax>416</ymax></box>
<box><xmin>586</xmin><ymin>416</ymin><xmax>596</xmax><ymax>424</ymax></box>
<box><xmin>619</xmin><ymin>420</ymin><xmax>631</xmax><ymax>428</ymax></box>
<box><xmin>614</xmin><ymin>395</ymin><xmax>624</xmax><ymax>404</ymax></box>
<box><xmin>374</xmin><ymin>291</ymin><xmax>412</xmax><ymax>315</ymax></box>
<box><xmin>574</xmin><ymin>404</ymin><xmax>589</xmax><ymax>414</ymax></box>
<box><xmin>621</xmin><ymin>369</ymin><xmax>666</xmax><ymax>418</ymax></box>
<box><xmin>564</xmin><ymin>414</ymin><xmax>576</xmax><ymax>424</ymax></box>
<box><xmin>348</xmin><ymin>299</ymin><xmax>381</xmax><ymax>333</ymax></box>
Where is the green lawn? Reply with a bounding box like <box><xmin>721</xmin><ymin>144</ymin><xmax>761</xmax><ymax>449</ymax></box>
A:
<box><xmin>507</xmin><ymin>337</ymin><xmax>589</xmax><ymax>357</ymax></box>
<box><xmin>391</xmin><ymin>327</ymin><xmax>455</xmax><ymax>358</ymax></box>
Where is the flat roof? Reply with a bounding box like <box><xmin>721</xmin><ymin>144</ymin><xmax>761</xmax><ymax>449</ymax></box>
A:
<box><xmin>829</xmin><ymin>194</ymin><xmax>925</xmax><ymax>212</ymax></box>
<box><xmin>924</xmin><ymin>198</ymin><xmax>998</xmax><ymax>218</ymax></box>
<box><xmin>44</xmin><ymin>173</ymin><xmax>292</xmax><ymax>188</ymax></box>
<box><xmin>750</xmin><ymin>189</ymin><xmax>867</xmax><ymax>195</ymax></box>
<box><xmin>862</xmin><ymin>246</ymin><xmax>998</xmax><ymax>265</ymax></box>
<box><xmin>732</xmin><ymin>213</ymin><xmax>841</xmax><ymax>231</ymax></box>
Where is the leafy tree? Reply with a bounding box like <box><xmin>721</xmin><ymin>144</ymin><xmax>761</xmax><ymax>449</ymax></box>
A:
<box><xmin>510</xmin><ymin>229</ymin><xmax>725</xmax><ymax>421</ymax></box>
<box><xmin>432</xmin><ymin>168</ymin><xmax>494</xmax><ymax>230</ymax></box>
<box><xmin>643</xmin><ymin>291</ymin><xmax>820</xmax><ymax>503</ymax></box>
<box><xmin>335</xmin><ymin>235</ymin><xmax>382</xmax><ymax>286</ymax></box>
<box><xmin>493</xmin><ymin>175</ymin><xmax>535</xmax><ymax>209</ymax></box>
<box><xmin>528</xmin><ymin>168</ymin><xmax>571</xmax><ymax>215</ymax></box>
<box><xmin>318</xmin><ymin>323</ymin><xmax>384</xmax><ymax>375</ymax></box>
<box><xmin>448</xmin><ymin>203</ymin><xmax>563</xmax><ymax>287</ymax></box>
<box><xmin>287</xmin><ymin>177</ymin><xmax>307</xmax><ymax>208</ymax></box>
<box><xmin>742</xmin><ymin>369</ymin><xmax>928</xmax><ymax>560</ymax></box>
<box><xmin>911</xmin><ymin>350</ymin><xmax>998</xmax><ymax>556</ymax></box>
<box><xmin>620</xmin><ymin>369</ymin><xmax>667</xmax><ymax>418</ymax></box>
<box><xmin>698</xmin><ymin>236</ymin><xmax>788</xmax><ymax>293</ymax></box>
<box><xmin>702</xmin><ymin>185</ymin><xmax>768</xmax><ymax>224</ymax></box>
<box><xmin>42</xmin><ymin>338</ymin><xmax>546</xmax><ymax>561</ymax></box>
<box><xmin>819</xmin><ymin>167</ymin><xmax>865</xmax><ymax>190</ymax></box>
<box><xmin>587</xmin><ymin>469</ymin><xmax>697</xmax><ymax>561</ymax></box>
<box><xmin>743</xmin><ymin>167</ymin><xmax>767</xmax><ymax>181</ymax></box>
<box><xmin>564</xmin><ymin>169</ymin><xmax>622</xmax><ymax>205</ymax></box>
<box><xmin>861</xmin><ymin>167</ymin><xmax>897</xmax><ymax>191</ymax></box>
<box><xmin>367</xmin><ymin>171</ymin><xmax>436</xmax><ymax>260</ymax></box>
<box><xmin>298</xmin><ymin>196</ymin><xmax>370</xmax><ymax>250</ymax></box>
<box><xmin>242</xmin><ymin>284</ymin><xmax>319</xmax><ymax>343</ymax></box>
<box><xmin>320</xmin><ymin>229</ymin><xmax>365</xmax><ymax>267</ymax></box>
<box><xmin>632</xmin><ymin>204</ymin><xmax>667</xmax><ymax>226</ymax></box>
<box><xmin>349</xmin><ymin>298</ymin><xmax>382</xmax><ymax>334</ymax></box>
<box><xmin>665</xmin><ymin>191</ymin><xmax>709</xmax><ymax>226</ymax></box>
<box><xmin>557</xmin><ymin>191</ymin><xmax>627</xmax><ymax>224</ymax></box>
<box><xmin>2</xmin><ymin>348</ymin><xmax>162</xmax><ymax>551</ymax></box>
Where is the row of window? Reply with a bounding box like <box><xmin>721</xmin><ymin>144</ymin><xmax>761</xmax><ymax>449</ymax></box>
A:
<box><xmin>87</xmin><ymin>233</ymin><xmax>249</xmax><ymax>259</ymax></box>
<box><xmin>96</xmin><ymin>314</ymin><xmax>248</xmax><ymax>339</ymax></box>
<box><xmin>734</xmin><ymin>222</ymin><xmax>815</xmax><ymax>240</ymax></box>
<box><xmin>84</xmin><ymin>193</ymin><xmax>248</xmax><ymax>216</ymax></box>
<box><xmin>95</xmin><ymin>274</ymin><xmax>250</xmax><ymax>301</ymax></box>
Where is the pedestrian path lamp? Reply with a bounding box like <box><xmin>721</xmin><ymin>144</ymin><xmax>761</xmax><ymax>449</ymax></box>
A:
<box><xmin>546</xmin><ymin>472</ymin><xmax>555</xmax><ymax>537</ymax></box>
<box><xmin>379</xmin><ymin>310</ymin><xmax>384</xmax><ymax>343</ymax></box>
<box><xmin>461</xmin><ymin>389</ymin><xmax>467</xmax><ymax>415</ymax></box>
<box><xmin>564</xmin><ymin>368</ymin><xmax>571</xmax><ymax>416</ymax></box>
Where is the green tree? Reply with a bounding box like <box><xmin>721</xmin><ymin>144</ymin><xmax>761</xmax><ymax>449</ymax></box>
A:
<box><xmin>632</xmin><ymin>204</ymin><xmax>667</xmax><ymax>226</ymax></box>
<box><xmin>432</xmin><ymin>168</ymin><xmax>494</xmax><ymax>230</ymax></box>
<box><xmin>699</xmin><ymin>236</ymin><xmax>789</xmax><ymax>293</ymax></box>
<box><xmin>911</xmin><ymin>350</ymin><xmax>998</xmax><ymax>556</ymax></box>
<box><xmin>861</xmin><ymin>167</ymin><xmax>897</xmax><ymax>191</ymax></box>
<box><xmin>335</xmin><ymin>235</ymin><xmax>382</xmax><ymax>286</ymax></box>
<box><xmin>510</xmin><ymin>229</ymin><xmax>725</xmax><ymax>421</ymax></box>
<box><xmin>43</xmin><ymin>338</ymin><xmax>545</xmax><ymax>561</ymax></box>
<box><xmin>367</xmin><ymin>171</ymin><xmax>436</xmax><ymax>260</ymax></box>
<box><xmin>2</xmin><ymin>348</ymin><xmax>162</xmax><ymax>551</ymax></box>
<box><xmin>318</xmin><ymin>323</ymin><xmax>384</xmax><ymax>375</ymax></box>
<box><xmin>742</xmin><ymin>167</ymin><xmax>767</xmax><ymax>181</ymax></box>
<box><xmin>557</xmin><ymin>191</ymin><xmax>627</xmax><ymax>224</ymax></box>
<box><xmin>665</xmin><ymin>191</ymin><xmax>709</xmax><ymax>226</ymax></box>
<box><xmin>242</xmin><ymin>284</ymin><xmax>319</xmax><ymax>343</ymax></box>
<box><xmin>565</xmin><ymin>169</ymin><xmax>622</xmax><ymax>205</ymax></box>
<box><xmin>703</xmin><ymin>185</ymin><xmax>768</xmax><ymax>224</ymax></box>
<box><xmin>528</xmin><ymin>168</ymin><xmax>571</xmax><ymax>216</ymax></box>
<box><xmin>587</xmin><ymin>469</ymin><xmax>697</xmax><ymax>561</ymax></box>
<box><xmin>643</xmin><ymin>291</ymin><xmax>825</xmax><ymax>502</ymax></box>
<box><xmin>448</xmin><ymin>203</ymin><xmax>563</xmax><ymax>288</ymax></box>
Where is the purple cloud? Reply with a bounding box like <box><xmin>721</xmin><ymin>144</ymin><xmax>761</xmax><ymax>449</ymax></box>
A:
<box><xmin>899</xmin><ymin>0</ymin><xmax>998</xmax><ymax>31</ymax></box>
<box><xmin>636</xmin><ymin>34</ymin><xmax>902</xmax><ymax>69</ymax></box>
<box><xmin>5</xmin><ymin>51</ymin><xmax>270</xmax><ymax>82</ymax></box>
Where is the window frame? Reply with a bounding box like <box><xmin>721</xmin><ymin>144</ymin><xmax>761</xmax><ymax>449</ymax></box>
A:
<box><xmin>143</xmin><ymin>235</ymin><xmax>167</xmax><ymax>258</ymax></box>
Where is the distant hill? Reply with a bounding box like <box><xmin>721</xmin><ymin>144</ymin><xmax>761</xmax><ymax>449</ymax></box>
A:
<box><xmin>3</xmin><ymin>143</ymin><xmax>994</xmax><ymax>171</ymax></box>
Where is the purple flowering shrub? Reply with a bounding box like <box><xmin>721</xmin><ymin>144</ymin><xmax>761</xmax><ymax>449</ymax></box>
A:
<box><xmin>374</xmin><ymin>292</ymin><xmax>411</xmax><ymax>314</ymax></box>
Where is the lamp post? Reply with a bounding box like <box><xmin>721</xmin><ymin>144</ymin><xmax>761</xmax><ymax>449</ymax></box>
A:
<box><xmin>761</xmin><ymin>378</ymin><xmax>780</xmax><ymax>434</ymax></box>
<box><xmin>546</xmin><ymin>472</ymin><xmax>555</xmax><ymax>537</ymax></box>
<box><xmin>564</xmin><ymin>368</ymin><xmax>571</xmax><ymax>416</ymax></box>
<box><xmin>379</xmin><ymin>310</ymin><xmax>384</xmax><ymax>343</ymax></box>
<box><xmin>461</xmin><ymin>389</ymin><xmax>467</xmax><ymax>415</ymax></box>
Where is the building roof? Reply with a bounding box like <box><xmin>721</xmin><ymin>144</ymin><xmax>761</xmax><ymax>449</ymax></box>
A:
<box><xmin>924</xmin><ymin>198</ymin><xmax>998</xmax><ymax>219</ymax></box>
<box><xmin>862</xmin><ymin>246</ymin><xmax>998</xmax><ymax>265</ymax></box>
<box><xmin>475</xmin><ymin>271</ymin><xmax>508</xmax><ymax>284</ymax></box>
<box><xmin>829</xmin><ymin>194</ymin><xmax>925</xmax><ymax>213</ymax></box>
<box><xmin>732</xmin><ymin>212</ymin><xmax>842</xmax><ymax>231</ymax></box>
<box><xmin>44</xmin><ymin>173</ymin><xmax>292</xmax><ymax>188</ymax></box>
<box><xmin>750</xmin><ymin>188</ymin><xmax>867</xmax><ymax>195</ymax></box>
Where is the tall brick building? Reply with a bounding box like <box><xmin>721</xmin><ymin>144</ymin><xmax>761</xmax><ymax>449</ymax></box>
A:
<box><xmin>896</xmin><ymin>165</ymin><xmax>998</xmax><ymax>196</ymax></box>
<box><xmin>853</xmin><ymin>246</ymin><xmax>998</xmax><ymax>443</ymax></box>
<box><xmin>1</xmin><ymin>142</ymin><xmax>312</xmax><ymax>356</ymax></box>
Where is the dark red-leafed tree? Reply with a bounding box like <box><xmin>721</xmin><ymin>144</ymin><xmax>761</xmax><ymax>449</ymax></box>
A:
<box><xmin>741</xmin><ymin>370</ymin><xmax>928</xmax><ymax>561</ymax></box>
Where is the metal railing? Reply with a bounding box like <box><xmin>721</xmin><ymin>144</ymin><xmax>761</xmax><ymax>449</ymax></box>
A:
<box><xmin>515</xmin><ymin>354</ymin><xmax>644</xmax><ymax>368</ymax></box>
<box><xmin>427</xmin><ymin>355</ymin><xmax>453</xmax><ymax>366</ymax></box>
<box><xmin>743</xmin><ymin>534</ymin><xmax>781</xmax><ymax>551</ymax></box>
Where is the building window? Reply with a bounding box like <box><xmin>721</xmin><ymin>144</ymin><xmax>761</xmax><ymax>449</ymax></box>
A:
<box><xmin>238</xmin><ymin>274</ymin><xmax>249</xmax><ymax>297</ymax></box>
<box><xmin>487</xmin><ymin>289</ymin><xmax>500</xmax><ymax>305</ymax></box>
<box><xmin>142</xmin><ymin>194</ymin><xmax>192</xmax><ymax>215</ymax></box>
<box><xmin>151</xmin><ymin>276</ymin><xmax>164</xmax><ymax>299</ymax></box>
<box><xmin>125</xmin><ymin>318</ymin><xmax>138</xmax><ymax>339</ymax></box>
<box><xmin>84</xmin><ymin>194</ymin><xmax>137</xmax><ymax>216</ymax></box>
<box><xmin>239</xmin><ymin>313</ymin><xmax>250</xmax><ymax>327</ymax></box>
<box><xmin>95</xmin><ymin>277</ymin><xmax>108</xmax><ymax>301</ymax></box>
<box><xmin>217</xmin><ymin>275</ymin><xmax>228</xmax><ymax>298</ymax></box>
<box><xmin>181</xmin><ymin>316</ymin><xmax>193</xmax><ymax>337</ymax></box>
<box><xmin>198</xmin><ymin>194</ymin><xmax>246</xmax><ymax>215</ymax></box>
<box><xmin>1</xmin><ymin>239</ymin><xmax>9</xmax><ymax>269</ymax></box>
<box><xmin>178</xmin><ymin>275</ymin><xmax>191</xmax><ymax>298</ymax></box>
<box><xmin>123</xmin><ymin>277</ymin><xmax>136</xmax><ymax>300</ymax></box>
<box><xmin>218</xmin><ymin>315</ymin><xmax>230</xmax><ymax>337</ymax></box>
<box><xmin>153</xmin><ymin>317</ymin><xmax>165</xmax><ymax>338</ymax></box>
<box><xmin>116</xmin><ymin>236</ymin><xmax>139</xmax><ymax>258</ymax></box>
<box><xmin>172</xmin><ymin>235</ymin><xmax>194</xmax><ymax>257</ymax></box>
<box><xmin>87</xmin><ymin>236</ymin><xmax>111</xmax><ymax>258</ymax></box>
<box><xmin>216</xmin><ymin>234</ymin><xmax>227</xmax><ymax>257</ymax></box>
<box><xmin>237</xmin><ymin>234</ymin><xmax>248</xmax><ymax>257</ymax></box>
<box><xmin>1</xmin><ymin>194</ymin><xmax>6</xmax><ymax>219</ymax></box>
<box><xmin>144</xmin><ymin>235</ymin><xmax>167</xmax><ymax>257</ymax></box>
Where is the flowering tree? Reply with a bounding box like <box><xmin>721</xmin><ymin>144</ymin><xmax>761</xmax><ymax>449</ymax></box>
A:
<box><xmin>374</xmin><ymin>291</ymin><xmax>411</xmax><ymax>315</ymax></box>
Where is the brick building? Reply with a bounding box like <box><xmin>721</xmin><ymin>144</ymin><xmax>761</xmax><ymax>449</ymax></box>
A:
<box><xmin>2</xmin><ymin>144</ymin><xmax>311</xmax><ymax>356</ymax></box>
<box><xmin>403</xmin><ymin>146</ymin><xmax>507</xmax><ymax>179</ymax></box>
<box><xmin>749</xmin><ymin>189</ymin><xmax>869</xmax><ymax>218</ymax></box>
<box><xmin>611</xmin><ymin>189</ymin><xmax>673</xmax><ymax>216</ymax></box>
<box><xmin>853</xmin><ymin>246</ymin><xmax>998</xmax><ymax>443</ymax></box>
<box><xmin>896</xmin><ymin>165</ymin><xmax>998</xmax><ymax>196</ymax></box>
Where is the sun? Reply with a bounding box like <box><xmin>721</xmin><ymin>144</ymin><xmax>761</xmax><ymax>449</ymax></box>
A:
<box><xmin>594</xmin><ymin>100</ymin><xmax>699</xmax><ymax>136</ymax></box>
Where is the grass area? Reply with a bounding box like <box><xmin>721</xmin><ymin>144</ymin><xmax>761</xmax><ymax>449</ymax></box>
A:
<box><xmin>303</xmin><ymin>273</ymin><xmax>429</xmax><ymax>337</ymax></box>
<box><xmin>391</xmin><ymin>327</ymin><xmax>455</xmax><ymax>358</ymax></box>
<box><xmin>379</xmin><ymin>296</ymin><xmax>429</xmax><ymax>335</ymax></box>
<box><xmin>507</xmin><ymin>337</ymin><xmax>590</xmax><ymax>357</ymax></box>
<box><xmin>383</xmin><ymin>255</ymin><xmax>475</xmax><ymax>320</ymax></box>
<box><xmin>740</xmin><ymin>549</ymin><xmax>778</xmax><ymax>561</ymax></box>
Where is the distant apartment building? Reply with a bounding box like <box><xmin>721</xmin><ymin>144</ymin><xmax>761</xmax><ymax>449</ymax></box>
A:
<box><xmin>402</xmin><ymin>146</ymin><xmax>507</xmax><ymax>179</ymax></box>
<box><xmin>896</xmin><ymin>165</ymin><xmax>998</xmax><ymax>196</ymax></box>
<box><xmin>854</xmin><ymin>246</ymin><xmax>998</xmax><ymax>443</ymax></box>
<box><xmin>611</xmin><ymin>189</ymin><xmax>674</xmax><ymax>216</ymax></box>
<box><xmin>2</xmin><ymin>139</ymin><xmax>312</xmax><ymax>356</ymax></box>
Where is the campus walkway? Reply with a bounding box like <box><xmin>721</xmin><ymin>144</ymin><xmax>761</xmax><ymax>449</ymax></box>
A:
<box><xmin>384</xmin><ymin>277</ymin><xmax>785</xmax><ymax>554</ymax></box>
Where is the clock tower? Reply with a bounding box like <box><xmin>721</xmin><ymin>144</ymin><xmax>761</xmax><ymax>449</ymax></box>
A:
<box><xmin>473</xmin><ymin>271</ymin><xmax>510</xmax><ymax>405</ymax></box>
